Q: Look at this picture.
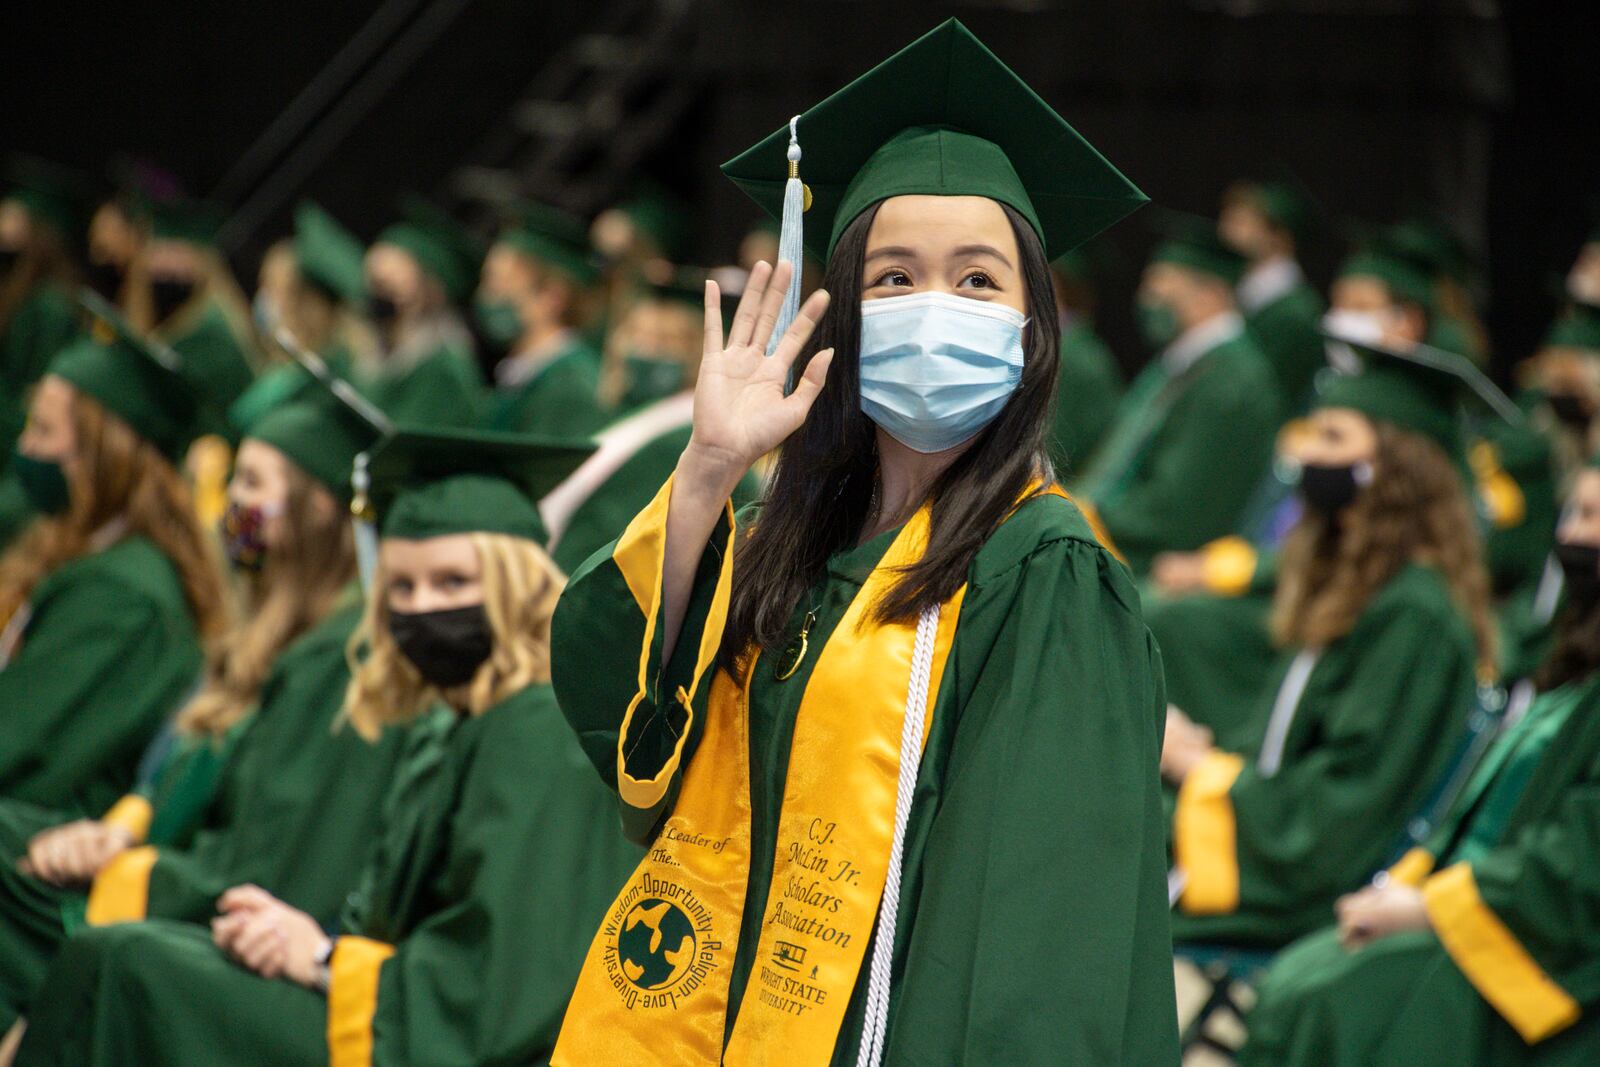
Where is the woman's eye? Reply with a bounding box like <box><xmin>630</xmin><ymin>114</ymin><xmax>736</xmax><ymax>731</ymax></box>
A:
<box><xmin>871</xmin><ymin>269</ymin><xmax>912</xmax><ymax>288</ymax></box>
<box><xmin>959</xmin><ymin>271</ymin><xmax>994</xmax><ymax>290</ymax></box>
<box><xmin>387</xmin><ymin>580</ymin><xmax>412</xmax><ymax>597</ymax></box>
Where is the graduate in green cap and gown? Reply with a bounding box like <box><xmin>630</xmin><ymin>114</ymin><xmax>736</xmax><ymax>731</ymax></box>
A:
<box><xmin>1046</xmin><ymin>245</ymin><xmax>1124</xmax><ymax>472</ymax></box>
<box><xmin>0</xmin><ymin>169</ymin><xmax>89</xmax><ymax>549</ymax></box>
<box><xmin>14</xmin><ymin>426</ymin><xmax>641</xmax><ymax>1067</ymax></box>
<box><xmin>1236</xmin><ymin>460</ymin><xmax>1600</xmax><ymax>1067</ymax></box>
<box><xmin>1219</xmin><ymin>178</ymin><xmax>1326</xmax><ymax>411</ymax></box>
<box><xmin>551</xmin><ymin>21</ymin><xmax>1178</xmax><ymax>1065</ymax></box>
<box><xmin>477</xmin><ymin>201</ymin><xmax>605</xmax><ymax>436</ymax></box>
<box><xmin>1163</xmin><ymin>333</ymin><xmax>1499</xmax><ymax>949</ymax></box>
<box><xmin>0</xmin><ymin>312</ymin><xmax>228</xmax><ymax>817</ymax></box>
<box><xmin>1076</xmin><ymin>218</ymin><xmax>1281</xmax><ymax>572</ymax></box>
<box><xmin>0</xmin><ymin>369</ymin><xmax>401</xmax><ymax>1043</ymax></box>
<box><xmin>544</xmin><ymin>270</ymin><xmax>761</xmax><ymax>576</ymax></box>
<box><xmin>359</xmin><ymin>200</ymin><xmax>484</xmax><ymax>427</ymax></box>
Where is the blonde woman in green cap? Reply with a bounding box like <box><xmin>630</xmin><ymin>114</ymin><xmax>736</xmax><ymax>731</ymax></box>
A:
<box><xmin>14</xmin><ymin>427</ymin><xmax>640</xmax><ymax>1067</ymax></box>
<box><xmin>0</xmin><ymin>319</ymin><xmax>227</xmax><ymax>819</ymax></box>
<box><xmin>1234</xmin><ymin>462</ymin><xmax>1600</xmax><ymax>1067</ymax></box>
<box><xmin>1163</xmin><ymin>336</ymin><xmax>1498</xmax><ymax>950</ymax></box>
<box><xmin>358</xmin><ymin>201</ymin><xmax>483</xmax><ymax>427</ymax></box>
<box><xmin>551</xmin><ymin>20</ymin><xmax>1177</xmax><ymax>1065</ymax></box>
<box><xmin>0</xmin><ymin>375</ymin><xmax>407</xmax><ymax>1054</ymax></box>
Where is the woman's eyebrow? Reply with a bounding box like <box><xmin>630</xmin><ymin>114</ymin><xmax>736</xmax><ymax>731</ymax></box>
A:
<box><xmin>949</xmin><ymin>244</ymin><xmax>1014</xmax><ymax>269</ymax></box>
<box><xmin>864</xmin><ymin>245</ymin><xmax>918</xmax><ymax>261</ymax></box>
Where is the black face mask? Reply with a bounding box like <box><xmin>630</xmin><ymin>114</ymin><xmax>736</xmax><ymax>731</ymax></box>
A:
<box><xmin>367</xmin><ymin>293</ymin><xmax>400</xmax><ymax>329</ymax></box>
<box><xmin>150</xmin><ymin>277</ymin><xmax>196</xmax><ymax>323</ymax></box>
<box><xmin>85</xmin><ymin>260</ymin><xmax>125</xmax><ymax>300</ymax></box>
<box><xmin>1547</xmin><ymin>393</ymin><xmax>1593</xmax><ymax>430</ymax></box>
<box><xmin>389</xmin><ymin>605</ymin><xmax>493</xmax><ymax>688</ymax></box>
<box><xmin>1298</xmin><ymin>462</ymin><xmax>1372</xmax><ymax>516</ymax></box>
<box><xmin>0</xmin><ymin>246</ymin><xmax>20</xmax><ymax>277</ymax></box>
<box><xmin>1556</xmin><ymin>542</ymin><xmax>1600</xmax><ymax>608</ymax></box>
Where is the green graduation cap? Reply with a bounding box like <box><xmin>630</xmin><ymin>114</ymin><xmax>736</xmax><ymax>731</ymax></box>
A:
<box><xmin>1388</xmin><ymin>213</ymin><xmax>1478</xmax><ymax>287</ymax></box>
<box><xmin>3</xmin><ymin>156</ymin><xmax>93</xmax><ymax>241</ymax></box>
<box><xmin>1314</xmin><ymin>335</ymin><xmax>1514</xmax><ymax>463</ymax></box>
<box><xmin>377</xmin><ymin>197</ymin><xmax>485</xmax><ymax>304</ymax></box>
<box><xmin>616</xmin><ymin>179</ymin><xmax>692</xmax><ymax>262</ymax></box>
<box><xmin>1148</xmin><ymin>212</ymin><xmax>1247</xmax><ymax>285</ymax></box>
<box><xmin>721</xmin><ymin>19</ymin><xmax>1146</xmax><ymax>263</ymax></box>
<box><xmin>497</xmin><ymin>200</ymin><xmax>600</xmax><ymax>286</ymax></box>
<box><xmin>294</xmin><ymin>202</ymin><xmax>366</xmax><ymax>304</ymax></box>
<box><xmin>1336</xmin><ymin>235</ymin><xmax>1436</xmax><ymax>313</ymax></box>
<box><xmin>150</xmin><ymin>198</ymin><xmax>224</xmax><ymax>246</ymax></box>
<box><xmin>363</xmin><ymin>426</ymin><xmax>596</xmax><ymax>545</ymax></box>
<box><xmin>52</xmin><ymin>293</ymin><xmax>213</xmax><ymax>461</ymax></box>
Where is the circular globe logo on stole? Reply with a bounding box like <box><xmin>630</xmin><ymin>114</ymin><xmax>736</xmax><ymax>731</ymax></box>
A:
<box><xmin>618</xmin><ymin>898</ymin><xmax>698</xmax><ymax>990</ymax></box>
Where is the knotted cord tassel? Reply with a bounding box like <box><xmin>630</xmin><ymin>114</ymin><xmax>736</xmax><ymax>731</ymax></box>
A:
<box><xmin>767</xmin><ymin>114</ymin><xmax>807</xmax><ymax>360</ymax></box>
<box><xmin>351</xmin><ymin>451</ymin><xmax>379</xmax><ymax>594</ymax></box>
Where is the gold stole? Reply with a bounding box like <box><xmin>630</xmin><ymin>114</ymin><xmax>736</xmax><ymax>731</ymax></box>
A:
<box><xmin>555</xmin><ymin>482</ymin><xmax>1067</xmax><ymax>1065</ymax></box>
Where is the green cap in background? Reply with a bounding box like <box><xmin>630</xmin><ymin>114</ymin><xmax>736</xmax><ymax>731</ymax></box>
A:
<box><xmin>1148</xmin><ymin>212</ymin><xmax>1248</xmax><ymax>285</ymax></box>
<box><xmin>721</xmin><ymin>19</ymin><xmax>1146</xmax><ymax>263</ymax></box>
<box><xmin>294</xmin><ymin>202</ymin><xmax>366</xmax><ymax>304</ymax></box>
<box><xmin>377</xmin><ymin>196</ymin><xmax>485</xmax><ymax>304</ymax></box>
<box><xmin>1336</xmin><ymin>235</ymin><xmax>1436</xmax><ymax>313</ymax></box>
<box><xmin>1314</xmin><ymin>337</ymin><xmax>1511</xmax><ymax>464</ymax></box>
<box><xmin>150</xmin><ymin>198</ymin><xmax>224</xmax><ymax>246</ymax></box>
<box><xmin>1388</xmin><ymin>213</ymin><xmax>1479</xmax><ymax>287</ymax></box>
<box><xmin>615</xmin><ymin>179</ymin><xmax>692</xmax><ymax>262</ymax></box>
<box><xmin>498</xmin><ymin>200</ymin><xmax>600</xmax><ymax>286</ymax></box>
<box><xmin>2</xmin><ymin>156</ymin><xmax>94</xmax><ymax>242</ymax></box>
<box><xmin>52</xmin><ymin>295</ymin><xmax>213</xmax><ymax>460</ymax></box>
<box><xmin>364</xmin><ymin>426</ymin><xmax>596</xmax><ymax>545</ymax></box>
<box><xmin>244</xmin><ymin>367</ymin><xmax>387</xmax><ymax>504</ymax></box>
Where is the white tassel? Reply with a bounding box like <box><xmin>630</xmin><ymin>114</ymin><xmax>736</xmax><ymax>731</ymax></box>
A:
<box><xmin>767</xmin><ymin>114</ymin><xmax>806</xmax><ymax>361</ymax></box>
<box><xmin>351</xmin><ymin>452</ymin><xmax>379</xmax><ymax>594</ymax></box>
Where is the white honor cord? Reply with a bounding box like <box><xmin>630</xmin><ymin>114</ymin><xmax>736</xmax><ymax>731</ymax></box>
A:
<box><xmin>855</xmin><ymin>603</ymin><xmax>940</xmax><ymax>1067</ymax></box>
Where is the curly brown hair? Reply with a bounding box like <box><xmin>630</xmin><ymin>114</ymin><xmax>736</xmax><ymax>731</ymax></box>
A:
<box><xmin>0</xmin><ymin>386</ymin><xmax>229</xmax><ymax>643</ymax></box>
<box><xmin>1271</xmin><ymin>421</ymin><xmax>1497</xmax><ymax>675</ymax></box>
<box><xmin>177</xmin><ymin>459</ymin><xmax>357</xmax><ymax>738</ymax></box>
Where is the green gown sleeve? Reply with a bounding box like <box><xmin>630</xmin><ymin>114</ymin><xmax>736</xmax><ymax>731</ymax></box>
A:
<box><xmin>494</xmin><ymin>352</ymin><xmax>603</xmax><ymax>438</ymax></box>
<box><xmin>0</xmin><ymin>568</ymin><xmax>200</xmax><ymax>816</ymax></box>
<box><xmin>1093</xmin><ymin>346</ymin><xmax>1280</xmax><ymax>571</ymax></box>
<box><xmin>1176</xmin><ymin>580</ymin><xmax>1476</xmax><ymax>939</ymax></box>
<box><xmin>342</xmin><ymin>691</ymin><xmax>641</xmax><ymax>1066</ymax></box>
<box><xmin>882</xmin><ymin>530</ymin><xmax>1179</xmax><ymax>1065</ymax></box>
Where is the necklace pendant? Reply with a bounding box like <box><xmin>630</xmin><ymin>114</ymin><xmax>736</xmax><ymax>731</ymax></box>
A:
<box><xmin>774</xmin><ymin>610</ymin><xmax>817</xmax><ymax>682</ymax></box>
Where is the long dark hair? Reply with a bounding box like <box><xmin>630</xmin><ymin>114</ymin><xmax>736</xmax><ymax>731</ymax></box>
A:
<box><xmin>1536</xmin><ymin>593</ymin><xmax>1600</xmax><ymax>691</ymax></box>
<box><xmin>722</xmin><ymin>200</ymin><xmax>1061</xmax><ymax>664</ymax></box>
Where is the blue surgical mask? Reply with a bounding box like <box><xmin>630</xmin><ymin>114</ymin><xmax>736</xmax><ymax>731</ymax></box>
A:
<box><xmin>858</xmin><ymin>291</ymin><xmax>1026</xmax><ymax>454</ymax></box>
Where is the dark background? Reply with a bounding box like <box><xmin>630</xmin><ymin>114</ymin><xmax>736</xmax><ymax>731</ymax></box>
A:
<box><xmin>4</xmin><ymin>0</ymin><xmax>1596</xmax><ymax>378</ymax></box>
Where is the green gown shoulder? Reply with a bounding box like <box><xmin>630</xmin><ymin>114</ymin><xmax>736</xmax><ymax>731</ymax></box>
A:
<box><xmin>165</xmin><ymin>301</ymin><xmax>257</xmax><ymax>415</ymax></box>
<box><xmin>0</xmin><ymin>535</ymin><xmax>202</xmax><ymax>817</ymax></box>
<box><xmin>485</xmin><ymin>340</ymin><xmax>604</xmax><ymax>437</ymax></box>
<box><xmin>1050</xmin><ymin>320</ymin><xmax>1123</xmax><ymax>474</ymax></box>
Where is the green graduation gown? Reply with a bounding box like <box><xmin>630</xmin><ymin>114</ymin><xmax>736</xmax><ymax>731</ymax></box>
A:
<box><xmin>16</xmin><ymin>683</ymin><xmax>641</xmax><ymax>1067</ymax></box>
<box><xmin>160</xmin><ymin>301</ymin><xmax>257</xmax><ymax>415</ymax></box>
<box><xmin>0</xmin><ymin>720</ymin><xmax>244</xmax><ymax>1030</ymax></box>
<box><xmin>1170</xmin><ymin>563</ymin><xmax>1478</xmax><ymax>947</ymax></box>
<box><xmin>1076</xmin><ymin>320</ymin><xmax>1280</xmax><ymax>573</ymax></box>
<box><xmin>360</xmin><ymin>343</ymin><xmax>483</xmax><ymax>429</ymax></box>
<box><xmin>0</xmin><ymin>283</ymin><xmax>79</xmax><ymax>449</ymax></box>
<box><xmin>1239</xmin><ymin>267</ymin><xmax>1325</xmax><ymax>412</ymax></box>
<box><xmin>0</xmin><ymin>536</ymin><xmax>202</xmax><ymax>818</ymax></box>
<box><xmin>484</xmin><ymin>336</ymin><xmax>604</xmax><ymax>438</ymax></box>
<box><xmin>1239</xmin><ymin>673</ymin><xmax>1600</xmax><ymax>1066</ymax></box>
<box><xmin>552</xmin><ymin>482</ymin><xmax>1181</xmax><ymax>1064</ymax></box>
<box><xmin>1049</xmin><ymin>318</ymin><xmax>1124</xmax><ymax>475</ymax></box>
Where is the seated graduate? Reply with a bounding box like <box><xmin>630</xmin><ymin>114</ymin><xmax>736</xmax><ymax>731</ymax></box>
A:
<box><xmin>550</xmin><ymin>21</ymin><xmax>1178</xmax><ymax>1065</ymax></box>
<box><xmin>1073</xmin><ymin>214</ymin><xmax>1281</xmax><ymax>573</ymax></box>
<box><xmin>1045</xmin><ymin>243</ymin><xmax>1124</xmax><ymax>473</ymax></box>
<box><xmin>0</xmin><ymin>312</ymin><xmax>226</xmax><ymax>816</ymax></box>
<box><xmin>0</xmin><ymin>370</ymin><xmax>408</xmax><ymax>1045</ymax></box>
<box><xmin>542</xmin><ymin>270</ymin><xmax>760</xmax><ymax>576</ymax></box>
<box><xmin>1163</xmin><ymin>337</ymin><xmax>1499</xmax><ymax>949</ymax></box>
<box><xmin>12</xmin><ymin>427</ymin><xmax>641</xmax><ymax>1067</ymax></box>
<box><xmin>357</xmin><ymin>199</ymin><xmax>484</xmax><ymax>427</ymax></box>
<box><xmin>1237</xmin><ymin>459</ymin><xmax>1600</xmax><ymax>1067</ymax></box>
<box><xmin>476</xmin><ymin>200</ymin><xmax>605</xmax><ymax>437</ymax></box>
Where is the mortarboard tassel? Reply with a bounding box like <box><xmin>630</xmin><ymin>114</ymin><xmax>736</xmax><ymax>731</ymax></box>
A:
<box><xmin>350</xmin><ymin>452</ymin><xmax>379</xmax><ymax>595</ymax></box>
<box><xmin>766</xmin><ymin>115</ymin><xmax>808</xmax><ymax>361</ymax></box>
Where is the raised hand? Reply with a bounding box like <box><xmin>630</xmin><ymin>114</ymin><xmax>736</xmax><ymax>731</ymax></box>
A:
<box><xmin>682</xmin><ymin>260</ymin><xmax>833</xmax><ymax>495</ymax></box>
